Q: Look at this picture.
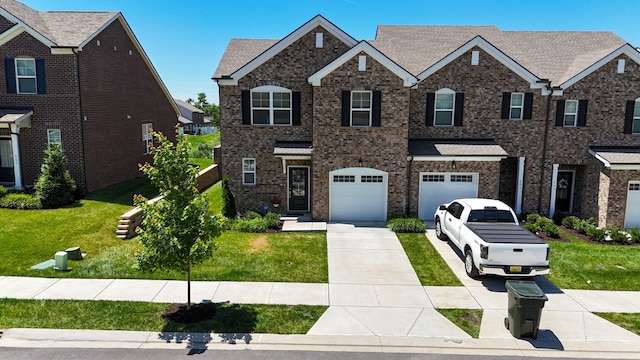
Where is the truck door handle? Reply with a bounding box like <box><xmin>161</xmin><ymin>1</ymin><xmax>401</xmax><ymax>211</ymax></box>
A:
<box><xmin>513</xmin><ymin>249</ymin><xmax>523</xmax><ymax>252</ymax></box>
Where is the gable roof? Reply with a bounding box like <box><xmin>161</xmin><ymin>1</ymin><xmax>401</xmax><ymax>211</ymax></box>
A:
<box><xmin>175</xmin><ymin>99</ymin><xmax>204</xmax><ymax>115</ymax></box>
<box><xmin>213</xmin><ymin>14</ymin><xmax>357</xmax><ymax>85</ymax></box>
<box><xmin>213</xmin><ymin>38</ymin><xmax>278</xmax><ymax>79</ymax></box>
<box><xmin>308</xmin><ymin>41</ymin><xmax>417</xmax><ymax>87</ymax></box>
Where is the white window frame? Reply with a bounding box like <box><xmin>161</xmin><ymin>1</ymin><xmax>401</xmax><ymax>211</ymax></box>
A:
<box><xmin>633</xmin><ymin>99</ymin><xmax>640</xmax><ymax>134</ymax></box>
<box><xmin>142</xmin><ymin>123</ymin><xmax>153</xmax><ymax>154</ymax></box>
<box><xmin>351</xmin><ymin>90</ymin><xmax>372</xmax><ymax>127</ymax></box>
<box><xmin>564</xmin><ymin>100</ymin><xmax>579</xmax><ymax>127</ymax></box>
<box><xmin>15</xmin><ymin>58</ymin><xmax>37</xmax><ymax>94</ymax></box>
<box><xmin>242</xmin><ymin>158</ymin><xmax>256</xmax><ymax>185</ymax></box>
<box><xmin>251</xmin><ymin>85</ymin><xmax>292</xmax><ymax>126</ymax></box>
<box><xmin>510</xmin><ymin>93</ymin><xmax>524</xmax><ymax>120</ymax></box>
<box><xmin>47</xmin><ymin>129</ymin><xmax>61</xmax><ymax>146</ymax></box>
<box><xmin>434</xmin><ymin>88</ymin><xmax>455</xmax><ymax>126</ymax></box>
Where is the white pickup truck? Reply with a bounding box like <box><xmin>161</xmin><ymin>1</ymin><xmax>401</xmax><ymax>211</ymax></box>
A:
<box><xmin>434</xmin><ymin>198</ymin><xmax>550</xmax><ymax>278</ymax></box>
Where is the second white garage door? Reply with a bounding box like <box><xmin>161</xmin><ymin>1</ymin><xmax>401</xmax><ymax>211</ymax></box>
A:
<box><xmin>329</xmin><ymin>168</ymin><xmax>388</xmax><ymax>221</ymax></box>
<box><xmin>418</xmin><ymin>172</ymin><xmax>479</xmax><ymax>220</ymax></box>
<box><xmin>624</xmin><ymin>181</ymin><xmax>640</xmax><ymax>228</ymax></box>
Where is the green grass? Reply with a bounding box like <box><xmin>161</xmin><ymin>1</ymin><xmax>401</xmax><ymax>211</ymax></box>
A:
<box><xmin>436</xmin><ymin>308</ymin><xmax>483</xmax><ymax>338</ymax></box>
<box><xmin>186</xmin><ymin>133</ymin><xmax>220</xmax><ymax>169</ymax></box>
<box><xmin>189</xmin><ymin>157</ymin><xmax>214</xmax><ymax>169</ymax></box>
<box><xmin>0</xmin><ymin>299</ymin><xmax>326</xmax><ymax>334</ymax></box>
<box><xmin>545</xmin><ymin>230</ymin><xmax>640</xmax><ymax>290</ymax></box>
<box><xmin>397</xmin><ymin>233</ymin><xmax>462</xmax><ymax>286</ymax></box>
<box><xmin>596</xmin><ymin>313</ymin><xmax>640</xmax><ymax>336</ymax></box>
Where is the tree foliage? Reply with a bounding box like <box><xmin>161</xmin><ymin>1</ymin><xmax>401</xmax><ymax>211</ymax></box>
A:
<box><xmin>134</xmin><ymin>130</ymin><xmax>221</xmax><ymax>308</ymax></box>
<box><xmin>34</xmin><ymin>144</ymin><xmax>76</xmax><ymax>208</ymax></box>
<box><xmin>221</xmin><ymin>177</ymin><xmax>237</xmax><ymax>218</ymax></box>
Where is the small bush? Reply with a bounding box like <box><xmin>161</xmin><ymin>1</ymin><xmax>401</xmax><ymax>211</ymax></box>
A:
<box><xmin>628</xmin><ymin>226</ymin><xmax>640</xmax><ymax>243</ymax></box>
<box><xmin>264</xmin><ymin>212</ymin><xmax>281</xmax><ymax>229</ymax></box>
<box><xmin>387</xmin><ymin>218</ymin><xmax>426</xmax><ymax>233</ymax></box>
<box><xmin>526</xmin><ymin>213</ymin><xmax>541</xmax><ymax>224</ymax></box>
<box><xmin>575</xmin><ymin>218</ymin><xmax>596</xmax><ymax>234</ymax></box>
<box><xmin>0</xmin><ymin>185</ymin><xmax>7</xmax><ymax>198</ymax></box>
<box><xmin>537</xmin><ymin>216</ymin><xmax>554</xmax><ymax>228</ymax></box>
<box><xmin>553</xmin><ymin>211</ymin><xmax>568</xmax><ymax>225</ymax></box>
<box><xmin>523</xmin><ymin>222</ymin><xmax>541</xmax><ymax>234</ymax></box>
<box><xmin>245</xmin><ymin>211</ymin><xmax>262</xmax><ymax>220</ymax></box>
<box><xmin>190</xmin><ymin>143</ymin><xmax>214</xmax><ymax>159</ymax></box>
<box><xmin>609</xmin><ymin>228</ymin><xmax>629</xmax><ymax>244</ymax></box>
<box><xmin>0</xmin><ymin>193</ymin><xmax>41</xmax><ymax>209</ymax></box>
<box><xmin>561</xmin><ymin>215</ymin><xmax>580</xmax><ymax>229</ymax></box>
<box><xmin>543</xmin><ymin>222</ymin><xmax>560</xmax><ymax>238</ymax></box>
<box><xmin>232</xmin><ymin>218</ymin><xmax>267</xmax><ymax>233</ymax></box>
<box><xmin>585</xmin><ymin>224</ymin><xmax>606</xmax><ymax>242</ymax></box>
<box><xmin>221</xmin><ymin>177</ymin><xmax>237</xmax><ymax>218</ymax></box>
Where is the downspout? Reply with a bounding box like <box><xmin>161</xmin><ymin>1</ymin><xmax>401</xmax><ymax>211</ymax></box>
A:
<box><xmin>406</xmin><ymin>155</ymin><xmax>413</xmax><ymax>215</ymax></box>
<box><xmin>73</xmin><ymin>48</ymin><xmax>88</xmax><ymax>195</ymax></box>
<box><xmin>537</xmin><ymin>85</ymin><xmax>553</xmax><ymax>213</ymax></box>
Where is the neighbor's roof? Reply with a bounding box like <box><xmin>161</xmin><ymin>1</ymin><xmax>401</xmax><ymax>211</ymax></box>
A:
<box><xmin>0</xmin><ymin>0</ymin><xmax>118</xmax><ymax>47</ymax></box>
<box><xmin>590</xmin><ymin>146</ymin><xmax>640</xmax><ymax>169</ymax></box>
<box><xmin>175</xmin><ymin>99</ymin><xmax>204</xmax><ymax>114</ymax></box>
<box><xmin>409</xmin><ymin>139</ymin><xmax>508</xmax><ymax>157</ymax></box>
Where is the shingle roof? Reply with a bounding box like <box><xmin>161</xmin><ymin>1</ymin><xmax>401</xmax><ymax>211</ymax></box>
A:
<box><xmin>175</xmin><ymin>99</ymin><xmax>204</xmax><ymax>114</ymax></box>
<box><xmin>409</xmin><ymin>139</ymin><xmax>508</xmax><ymax>157</ymax></box>
<box><xmin>213</xmin><ymin>38</ymin><xmax>278</xmax><ymax>79</ymax></box>
<box><xmin>590</xmin><ymin>147</ymin><xmax>640</xmax><ymax>165</ymax></box>
<box><xmin>0</xmin><ymin>0</ymin><xmax>118</xmax><ymax>47</ymax></box>
<box><xmin>273</xmin><ymin>141</ymin><xmax>313</xmax><ymax>156</ymax></box>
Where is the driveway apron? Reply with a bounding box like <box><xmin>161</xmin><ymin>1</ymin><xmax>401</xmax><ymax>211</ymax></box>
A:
<box><xmin>307</xmin><ymin>223</ymin><xmax>470</xmax><ymax>338</ymax></box>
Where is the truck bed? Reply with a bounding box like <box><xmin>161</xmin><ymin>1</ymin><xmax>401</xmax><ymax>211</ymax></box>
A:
<box><xmin>466</xmin><ymin>223</ymin><xmax>546</xmax><ymax>244</ymax></box>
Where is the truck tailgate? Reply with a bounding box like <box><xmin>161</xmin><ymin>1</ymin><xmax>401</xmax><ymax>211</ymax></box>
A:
<box><xmin>467</xmin><ymin>223</ymin><xmax>549</xmax><ymax>266</ymax></box>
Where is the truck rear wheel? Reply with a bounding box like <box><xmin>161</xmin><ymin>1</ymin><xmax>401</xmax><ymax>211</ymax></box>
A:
<box><xmin>435</xmin><ymin>218</ymin><xmax>448</xmax><ymax>240</ymax></box>
<box><xmin>465</xmin><ymin>249</ymin><xmax>479</xmax><ymax>278</ymax></box>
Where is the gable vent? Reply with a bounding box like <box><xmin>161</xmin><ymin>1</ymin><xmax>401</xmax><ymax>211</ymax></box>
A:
<box><xmin>471</xmin><ymin>51</ymin><xmax>479</xmax><ymax>66</ymax></box>
<box><xmin>358</xmin><ymin>55</ymin><xmax>366</xmax><ymax>71</ymax></box>
<box><xmin>316</xmin><ymin>32</ymin><xmax>323</xmax><ymax>48</ymax></box>
<box><xmin>617</xmin><ymin>59</ymin><xmax>626</xmax><ymax>74</ymax></box>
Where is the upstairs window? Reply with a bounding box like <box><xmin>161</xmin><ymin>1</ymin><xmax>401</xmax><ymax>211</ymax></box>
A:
<box><xmin>509</xmin><ymin>93</ymin><xmax>524</xmax><ymax>120</ymax></box>
<box><xmin>243</xmin><ymin>158</ymin><xmax>256</xmax><ymax>185</ymax></box>
<box><xmin>351</xmin><ymin>91</ymin><xmax>371</xmax><ymax>127</ymax></box>
<box><xmin>47</xmin><ymin>129</ymin><xmax>61</xmax><ymax>146</ymax></box>
<box><xmin>627</xmin><ymin>99</ymin><xmax>640</xmax><ymax>134</ymax></box>
<box><xmin>142</xmin><ymin>123</ymin><xmax>153</xmax><ymax>154</ymax></box>
<box><xmin>635</xmin><ymin>101</ymin><xmax>640</xmax><ymax>134</ymax></box>
<box><xmin>4</xmin><ymin>58</ymin><xmax>46</xmax><ymax>94</ymax></box>
<box><xmin>555</xmin><ymin>100</ymin><xmax>588</xmax><ymax>127</ymax></box>
<box><xmin>501</xmin><ymin>92</ymin><xmax>533</xmax><ymax>120</ymax></box>
<box><xmin>426</xmin><ymin>89</ymin><xmax>464</xmax><ymax>127</ymax></box>
<box><xmin>563</xmin><ymin>100</ymin><xmax>579</xmax><ymax>127</ymax></box>
<box><xmin>242</xmin><ymin>87</ymin><xmax>300</xmax><ymax>126</ymax></box>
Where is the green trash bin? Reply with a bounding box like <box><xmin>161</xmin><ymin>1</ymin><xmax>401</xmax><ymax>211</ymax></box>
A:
<box><xmin>504</xmin><ymin>280</ymin><xmax>547</xmax><ymax>339</ymax></box>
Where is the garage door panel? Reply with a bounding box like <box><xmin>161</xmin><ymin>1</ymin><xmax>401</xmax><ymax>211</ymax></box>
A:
<box><xmin>624</xmin><ymin>182</ymin><xmax>640</xmax><ymax>228</ymax></box>
<box><xmin>330</xmin><ymin>170</ymin><xmax>388</xmax><ymax>222</ymax></box>
<box><xmin>418</xmin><ymin>173</ymin><xmax>478</xmax><ymax>220</ymax></box>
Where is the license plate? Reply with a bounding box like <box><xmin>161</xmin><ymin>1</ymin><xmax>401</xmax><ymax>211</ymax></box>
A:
<box><xmin>509</xmin><ymin>266</ymin><xmax>522</xmax><ymax>273</ymax></box>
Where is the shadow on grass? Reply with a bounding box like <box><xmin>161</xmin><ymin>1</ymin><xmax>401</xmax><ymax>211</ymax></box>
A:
<box><xmin>84</xmin><ymin>176</ymin><xmax>158</xmax><ymax>206</ymax></box>
<box><xmin>158</xmin><ymin>302</ymin><xmax>256</xmax><ymax>354</ymax></box>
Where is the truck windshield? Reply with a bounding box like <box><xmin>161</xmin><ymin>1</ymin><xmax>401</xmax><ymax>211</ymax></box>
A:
<box><xmin>468</xmin><ymin>210</ymin><xmax>515</xmax><ymax>223</ymax></box>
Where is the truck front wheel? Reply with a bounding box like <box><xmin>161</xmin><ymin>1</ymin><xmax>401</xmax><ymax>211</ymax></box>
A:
<box><xmin>465</xmin><ymin>249</ymin><xmax>480</xmax><ymax>278</ymax></box>
<box><xmin>435</xmin><ymin>218</ymin><xmax>448</xmax><ymax>240</ymax></box>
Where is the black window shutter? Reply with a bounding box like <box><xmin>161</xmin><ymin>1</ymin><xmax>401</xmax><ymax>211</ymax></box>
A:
<box><xmin>577</xmin><ymin>100</ymin><xmax>588</xmax><ymax>127</ymax></box>
<box><xmin>292</xmin><ymin>91</ymin><xmax>301</xmax><ymax>126</ymax></box>
<box><xmin>624</xmin><ymin>100</ymin><xmax>635</xmax><ymax>134</ymax></box>
<box><xmin>5</xmin><ymin>58</ymin><xmax>16</xmax><ymax>94</ymax></box>
<box><xmin>425</xmin><ymin>93</ymin><xmax>435</xmax><ymax>126</ymax></box>
<box><xmin>241</xmin><ymin>90</ymin><xmax>251</xmax><ymax>125</ymax></box>
<box><xmin>501</xmin><ymin>92</ymin><xmax>511</xmax><ymax>119</ymax></box>
<box><xmin>341</xmin><ymin>91</ymin><xmax>350</xmax><ymax>126</ymax></box>
<box><xmin>372</xmin><ymin>90</ymin><xmax>381</xmax><ymax>127</ymax></box>
<box><xmin>35</xmin><ymin>59</ymin><xmax>45</xmax><ymax>94</ymax></box>
<box><xmin>523</xmin><ymin>93</ymin><xmax>533</xmax><ymax>119</ymax></box>
<box><xmin>454</xmin><ymin>93</ymin><xmax>464</xmax><ymax>126</ymax></box>
<box><xmin>555</xmin><ymin>100</ymin><xmax>565</xmax><ymax>126</ymax></box>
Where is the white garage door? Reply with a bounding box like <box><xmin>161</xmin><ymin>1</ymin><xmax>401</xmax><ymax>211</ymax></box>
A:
<box><xmin>418</xmin><ymin>172</ymin><xmax>479</xmax><ymax>220</ymax></box>
<box><xmin>330</xmin><ymin>168</ymin><xmax>388</xmax><ymax>221</ymax></box>
<box><xmin>624</xmin><ymin>182</ymin><xmax>640</xmax><ymax>228</ymax></box>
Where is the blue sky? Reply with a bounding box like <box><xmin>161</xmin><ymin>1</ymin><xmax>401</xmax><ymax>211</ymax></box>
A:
<box><xmin>18</xmin><ymin>0</ymin><xmax>640</xmax><ymax>105</ymax></box>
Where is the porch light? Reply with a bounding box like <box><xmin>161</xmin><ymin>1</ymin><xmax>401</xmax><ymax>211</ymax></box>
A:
<box><xmin>358</xmin><ymin>158</ymin><xmax>363</xmax><ymax>167</ymax></box>
<box><xmin>452</xmin><ymin>160</ymin><xmax>456</xmax><ymax>169</ymax></box>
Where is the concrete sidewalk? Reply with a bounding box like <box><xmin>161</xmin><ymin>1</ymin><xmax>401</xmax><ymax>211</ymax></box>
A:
<box><xmin>1</xmin><ymin>221</ymin><xmax>640</xmax><ymax>357</ymax></box>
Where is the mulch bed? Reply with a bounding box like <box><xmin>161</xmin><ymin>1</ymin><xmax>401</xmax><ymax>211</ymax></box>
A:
<box><xmin>534</xmin><ymin>225</ymin><xmax>639</xmax><ymax>246</ymax></box>
<box><xmin>162</xmin><ymin>302</ymin><xmax>216</xmax><ymax>323</ymax></box>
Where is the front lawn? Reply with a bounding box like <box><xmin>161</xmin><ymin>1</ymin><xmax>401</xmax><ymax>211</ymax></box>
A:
<box><xmin>596</xmin><ymin>313</ymin><xmax>640</xmax><ymax>336</ymax></box>
<box><xmin>0</xmin><ymin>299</ymin><xmax>326</xmax><ymax>334</ymax></box>
<box><xmin>545</xmin><ymin>230</ymin><xmax>640</xmax><ymax>290</ymax></box>
<box><xmin>397</xmin><ymin>233</ymin><xmax>462</xmax><ymax>286</ymax></box>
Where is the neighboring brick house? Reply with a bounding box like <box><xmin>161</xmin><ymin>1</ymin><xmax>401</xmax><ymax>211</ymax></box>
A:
<box><xmin>213</xmin><ymin>15</ymin><xmax>640</xmax><ymax>229</ymax></box>
<box><xmin>0</xmin><ymin>0</ymin><xmax>177</xmax><ymax>193</ymax></box>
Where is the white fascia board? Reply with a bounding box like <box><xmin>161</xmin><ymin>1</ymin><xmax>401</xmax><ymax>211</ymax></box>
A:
<box><xmin>417</xmin><ymin>36</ymin><xmax>540</xmax><ymax>88</ymax></box>
<box><xmin>412</xmin><ymin>155</ymin><xmax>506</xmax><ymax>162</ymax></box>
<box><xmin>0</xmin><ymin>24</ymin><xmax>25</xmax><ymax>47</ymax></box>
<box><xmin>308</xmin><ymin>41</ymin><xmax>417</xmax><ymax>87</ymax></box>
<box><xmin>588</xmin><ymin>148</ymin><xmax>611</xmax><ymax>168</ymax></box>
<box><xmin>0</xmin><ymin>15</ymin><xmax>55</xmax><ymax>48</ymax></box>
<box><xmin>228</xmin><ymin>15</ymin><xmax>358</xmax><ymax>85</ymax></box>
<box><xmin>587</xmin><ymin>148</ymin><xmax>640</xmax><ymax>170</ymax></box>
<box><xmin>561</xmin><ymin>44</ymin><xmax>640</xmax><ymax>89</ymax></box>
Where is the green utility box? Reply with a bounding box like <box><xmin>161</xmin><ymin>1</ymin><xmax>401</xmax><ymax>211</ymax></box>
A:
<box><xmin>504</xmin><ymin>280</ymin><xmax>548</xmax><ymax>339</ymax></box>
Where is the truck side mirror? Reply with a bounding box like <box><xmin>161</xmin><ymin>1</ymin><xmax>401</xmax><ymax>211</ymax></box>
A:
<box><xmin>439</xmin><ymin>205</ymin><xmax>447</xmax><ymax>211</ymax></box>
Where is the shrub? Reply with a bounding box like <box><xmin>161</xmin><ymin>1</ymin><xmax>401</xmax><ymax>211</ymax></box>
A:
<box><xmin>0</xmin><ymin>185</ymin><xmax>7</xmax><ymax>198</ymax></box>
<box><xmin>609</xmin><ymin>228</ymin><xmax>629</xmax><ymax>244</ymax></box>
<box><xmin>232</xmin><ymin>218</ymin><xmax>267</xmax><ymax>233</ymax></box>
<box><xmin>190</xmin><ymin>143</ymin><xmax>214</xmax><ymax>159</ymax></box>
<box><xmin>0</xmin><ymin>193</ymin><xmax>41</xmax><ymax>209</ymax></box>
<box><xmin>387</xmin><ymin>218</ymin><xmax>426</xmax><ymax>233</ymax></box>
<box><xmin>523</xmin><ymin>222</ymin><xmax>541</xmax><ymax>234</ymax></box>
<box><xmin>575</xmin><ymin>218</ymin><xmax>596</xmax><ymax>234</ymax></box>
<box><xmin>585</xmin><ymin>224</ymin><xmax>606</xmax><ymax>242</ymax></box>
<box><xmin>526</xmin><ymin>213</ymin><xmax>541</xmax><ymax>224</ymax></box>
<box><xmin>34</xmin><ymin>144</ymin><xmax>77</xmax><ymax>208</ymax></box>
<box><xmin>561</xmin><ymin>215</ymin><xmax>580</xmax><ymax>229</ymax></box>
<box><xmin>264</xmin><ymin>212</ymin><xmax>281</xmax><ymax>229</ymax></box>
<box><xmin>628</xmin><ymin>226</ymin><xmax>640</xmax><ymax>243</ymax></box>
<box><xmin>245</xmin><ymin>211</ymin><xmax>262</xmax><ymax>220</ymax></box>
<box><xmin>553</xmin><ymin>211</ymin><xmax>568</xmax><ymax>225</ymax></box>
<box><xmin>537</xmin><ymin>216</ymin><xmax>554</xmax><ymax>228</ymax></box>
<box><xmin>221</xmin><ymin>177</ymin><xmax>237</xmax><ymax>218</ymax></box>
<box><xmin>543</xmin><ymin>222</ymin><xmax>560</xmax><ymax>238</ymax></box>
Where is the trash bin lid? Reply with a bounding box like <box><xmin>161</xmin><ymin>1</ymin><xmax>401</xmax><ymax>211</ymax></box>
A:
<box><xmin>505</xmin><ymin>280</ymin><xmax>546</xmax><ymax>298</ymax></box>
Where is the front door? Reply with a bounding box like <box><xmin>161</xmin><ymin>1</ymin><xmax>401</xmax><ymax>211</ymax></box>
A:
<box><xmin>555</xmin><ymin>171</ymin><xmax>574</xmax><ymax>212</ymax></box>
<box><xmin>0</xmin><ymin>139</ymin><xmax>14</xmax><ymax>183</ymax></box>
<box><xmin>288</xmin><ymin>167</ymin><xmax>309</xmax><ymax>212</ymax></box>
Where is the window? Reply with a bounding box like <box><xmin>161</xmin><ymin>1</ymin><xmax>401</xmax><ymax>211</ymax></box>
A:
<box><xmin>451</xmin><ymin>175</ymin><xmax>473</xmax><ymax>182</ymax></box>
<box><xmin>250</xmin><ymin>86</ymin><xmax>291</xmax><ymax>125</ymax></box>
<box><xmin>333</xmin><ymin>175</ymin><xmax>355</xmax><ymax>183</ymax></box>
<box><xmin>634</xmin><ymin>101</ymin><xmax>640</xmax><ymax>134</ymax></box>
<box><xmin>142</xmin><ymin>123</ymin><xmax>152</xmax><ymax>154</ymax></box>
<box><xmin>446</xmin><ymin>202</ymin><xmax>464</xmax><ymax>219</ymax></box>
<box><xmin>361</xmin><ymin>175</ymin><xmax>383</xmax><ymax>183</ymax></box>
<box><xmin>351</xmin><ymin>91</ymin><xmax>371</xmax><ymax>126</ymax></box>
<box><xmin>47</xmin><ymin>129</ymin><xmax>61</xmax><ymax>146</ymax></box>
<box><xmin>434</xmin><ymin>89</ymin><xmax>455</xmax><ymax>126</ymax></box>
<box><xmin>509</xmin><ymin>93</ymin><xmax>524</xmax><ymax>120</ymax></box>
<box><xmin>15</xmin><ymin>58</ymin><xmax>37</xmax><ymax>94</ymax></box>
<box><xmin>563</xmin><ymin>100</ymin><xmax>579</xmax><ymax>127</ymax></box>
<box><xmin>243</xmin><ymin>158</ymin><xmax>256</xmax><ymax>185</ymax></box>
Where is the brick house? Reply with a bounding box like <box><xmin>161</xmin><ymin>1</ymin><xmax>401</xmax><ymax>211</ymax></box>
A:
<box><xmin>0</xmin><ymin>0</ymin><xmax>177</xmax><ymax>194</ymax></box>
<box><xmin>213</xmin><ymin>15</ymin><xmax>640</xmax><ymax>229</ymax></box>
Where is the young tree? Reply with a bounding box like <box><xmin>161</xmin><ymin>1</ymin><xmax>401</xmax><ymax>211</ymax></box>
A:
<box><xmin>34</xmin><ymin>144</ymin><xmax>77</xmax><ymax>208</ymax></box>
<box><xmin>134</xmin><ymin>130</ymin><xmax>221</xmax><ymax>310</ymax></box>
<box><xmin>221</xmin><ymin>177</ymin><xmax>237</xmax><ymax>218</ymax></box>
